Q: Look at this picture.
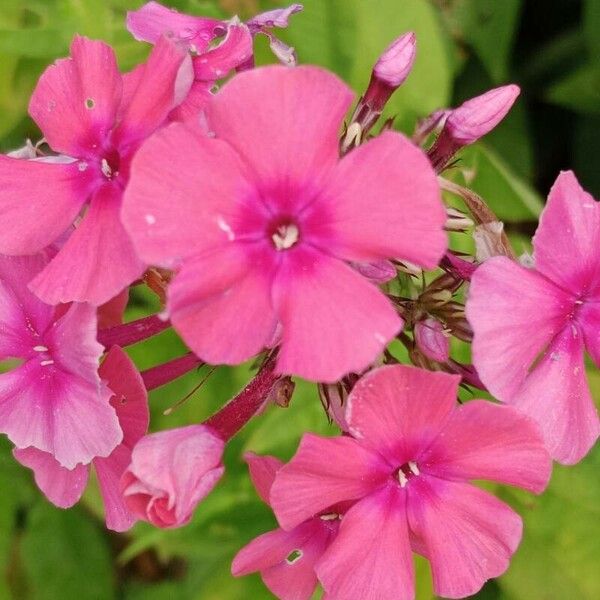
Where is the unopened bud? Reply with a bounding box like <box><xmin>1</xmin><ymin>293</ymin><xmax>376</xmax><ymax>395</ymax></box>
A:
<box><xmin>429</xmin><ymin>85</ymin><xmax>519</xmax><ymax>171</ymax></box>
<box><xmin>414</xmin><ymin>318</ymin><xmax>450</xmax><ymax>363</ymax></box>
<box><xmin>445</xmin><ymin>207</ymin><xmax>474</xmax><ymax>231</ymax></box>
<box><xmin>319</xmin><ymin>383</ymin><xmax>349</xmax><ymax>432</ymax></box>
<box><xmin>473</xmin><ymin>221</ymin><xmax>507</xmax><ymax>261</ymax></box>
<box><xmin>352</xmin><ymin>259</ymin><xmax>396</xmax><ymax>284</ymax></box>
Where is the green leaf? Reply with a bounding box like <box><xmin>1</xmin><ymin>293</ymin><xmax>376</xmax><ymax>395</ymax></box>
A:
<box><xmin>21</xmin><ymin>502</ymin><xmax>115</xmax><ymax>600</ymax></box>
<box><xmin>545</xmin><ymin>63</ymin><xmax>600</xmax><ymax>115</ymax></box>
<box><xmin>453</xmin><ymin>0</ymin><xmax>522</xmax><ymax>82</ymax></box>
<box><xmin>584</xmin><ymin>0</ymin><xmax>600</xmax><ymax>67</ymax></box>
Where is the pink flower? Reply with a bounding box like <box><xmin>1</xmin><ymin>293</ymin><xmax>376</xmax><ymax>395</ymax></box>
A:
<box><xmin>0</xmin><ymin>35</ymin><xmax>192</xmax><ymax>305</ymax></box>
<box><xmin>0</xmin><ymin>253</ymin><xmax>121</xmax><ymax>469</ymax></box>
<box><xmin>232</xmin><ymin>452</ymin><xmax>340</xmax><ymax>600</ymax></box>
<box><xmin>467</xmin><ymin>171</ymin><xmax>600</xmax><ymax>464</ymax></box>
<box><xmin>14</xmin><ymin>346</ymin><xmax>149</xmax><ymax>531</ymax></box>
<box><xmin>270</xmin><ymin>365</ymin><xmax>551</xmax><ymax>599</ymax></box>
<box><xmin>121</xmin><ymin>424</ymin><xmax>224</xmax><ymax>528</ymax></box>
<box><xmin>122</xmin><ymin>66</ymin><xmax>446</xmax><ymax>382</ymax></box>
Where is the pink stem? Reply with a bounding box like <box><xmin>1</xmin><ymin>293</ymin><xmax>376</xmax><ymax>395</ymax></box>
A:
<box><xmin>205</xmin><ymin>358</ymin><xmax>281</xmax><ymax>441</ymax></box>
<box><xmin>98</xmin><ymin>314</ymin><xmax>170</xmax><ymax>349</ymax></box>
<box><xmin>141</xmin><ymin>353</ymin><xmax>203</xmax><ymax>391</ymax></box>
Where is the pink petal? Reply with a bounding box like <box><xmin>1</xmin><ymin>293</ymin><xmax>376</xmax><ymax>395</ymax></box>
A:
<box><xmin>122</xmin><ymin>121</ymin><xmax>252</xmax><ymax>267</ymax></box>
<box><xmin>467</xmin><ymin>256</ymin><xmax>573</xmax><ymax>401</ymax></box>
<box><xmin>30</xmin><ymin>185</ymin><xmax>145</xmax><ymax>306</ymax></box>
<box><xmin>168</xmin><ymin>81</ymin><xmax>213</xmax><ymax>122</ymax></box>
<box><xmin>94</xmin><ymin>445</ymin><xmax>136</xmax><ymax>532</ymax></box>
<box><xmin>28</xmin><ymin>35</ymin><xmax>121</xmax><ymax>156</ymax></box>
<box><xmin>317</xmin><ymin>485</ymin><xmax>414</xmax><ymax>600</ymax></box>
<box><xmin>420</xmin><ymin>400</ymin><xmax>551</xmax><ymax>493</ymax></box>
<box><xmin>0</xmin><ymin>156</ymin><xmax>92</xmax><ymax>255</ymax></box>
<box><xmin>0</xmin><ymin>254</ymin><xmax>54</xmax><ymax>358</ymax></box>
<box><xmin>126</xmin><ymin>2</ymin><xmax>224</xmax><ymax>52</ymax></box>
<box><xmin>407</xmin><ymin>477</ymin><xmax>522</xmax><ymax>599</ymax></box>
<box><xmin>346</xmin><ymin>365</ymin><xmax>460</xmax><ymax>466</ymax></box>
<box><xmin>273</xmin><ymin>246</ymin><xmax>402</xmax><ymax>382</ymax></box>
<box><xmin>114</xmin><ymin>36</ymin><xmax>192</xmax><ymax>146</ymax></box>
<box><xmin>206</xmin><ymin>65</ymin><xmax>353</xmax><ymax>185</ymax></box>
<box><xmin>193</xmin><ymin>24</ymin><xmax>253</xmax><ymax>81</ymax></box>
<box><xmin>511</xmin><ymin>325</ymin><xmax>599</xmax><ymax>464</ymax></box>
<box><xmin>244</xmin><ymin>451</ymin><xmax>283</xmax><ymax>505</ymax></box>
<box><xmin>533</xmin><ymin>171</ymin><xmax>600</xmax><ymax>296</ymax></box>
<box><xmin>168</xmin><ymin>246</ymin><xmax>278</xmax><ymax>365</ymax></box>
<box><xmin>246</xmin><ymin>4</ymin><xmax>304</xmax><ymax>31</ymax></box>
<box><xmin>322</xmin><ymin>132</ymin><xmax>446</xmax><ymax>268</ymax></box>
<box><xmin>13</xmin><ymin>447</ymin><xmax>88</xmax><ymax>508</ymax></box>
<box><xmin>580</xmin><ymin>301</ymin><xmax>600</xmax><ymax>366</ymax></box>
<box><xmin>233</xmin><ymin>520</ymin><xmax>331</xmax><ymax>600</ymax></box>
<box><xmin>270</xmin><ymin>433</ymin><xmax>389</xmax><ymax>531</ymax></box>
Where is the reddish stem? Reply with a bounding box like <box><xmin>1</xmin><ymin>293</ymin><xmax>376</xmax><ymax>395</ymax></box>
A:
<box><xmin>98</xmin><ymin>314</ymin><xmax>170</xmax><ymax>349</ymax></box>
<box><xmin>141</xmin><ymin>353</ymin><xmax>203</xmax><ymax>392</ymax></box>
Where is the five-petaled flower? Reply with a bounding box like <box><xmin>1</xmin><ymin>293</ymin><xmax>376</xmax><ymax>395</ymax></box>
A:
<box><xmin>467</xmin><ymin>170</ymin><xmax>600</xmax><ymax>464</ymax></box>
<box><xmin>270</xmin><ymin>365</ymin><xmax>551</xmax><ymax>600</ymax></box>
<box><xmin>122</xmin><ymin>65</ymin><xmax>446</xmax><ymax>382</ymax></box>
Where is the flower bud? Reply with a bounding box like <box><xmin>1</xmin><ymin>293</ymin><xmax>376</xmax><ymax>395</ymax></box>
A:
<box><xmin>351</xmin><ymin>259</ymin><xmax>397</xmax><ymax>284</ymax></box>
<box><xmin>121</xmin><ymin>425</ymin><xmax>224</xmax><ymax>528</ymax></box>
<box><xmin>414</xmin><ymin>317</ymin><xmax>450</xmax><ymax>363</ymax></box>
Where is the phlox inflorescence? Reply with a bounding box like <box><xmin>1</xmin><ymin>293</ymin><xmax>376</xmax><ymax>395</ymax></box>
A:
<box><xmin>0</xmin><ymin>2</ymin><xmax>597</xmax><ymax>599</ymax></box>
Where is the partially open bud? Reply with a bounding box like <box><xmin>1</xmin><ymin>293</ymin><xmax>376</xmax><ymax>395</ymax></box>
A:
<box><xmin>473</xmin><ymin>221</ymin><xmax>508</xmax><ymax>261</ymax></box>
<box><xmin>414</xmin><ymin>317</ymin><xmax>450</xmax><ymax>363</ymax></box>
<box><xmin>343</xmin><ymin>32</ymin><xmax>416</xmax><ymax>152</ymax></box>
<box><xmin>429</xmin><ymin>84</ymin><xmax>520</xmax><ymax>171</ymax></box>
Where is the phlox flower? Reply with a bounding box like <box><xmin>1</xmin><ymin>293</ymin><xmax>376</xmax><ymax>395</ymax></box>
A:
<box><xmin>121</xmin><ymin>424</ymin><xmax>224</xmax><ymax>528</ymax></box>
<box><xmin>0</xmin><ymin>35</ymin><xmax>192</xmax><ymax>305</ymax></box>
<box><xmin>232</xmin><ymin>452</ymin><xmax>341</xmax><ymax>600</ymax></box>
<box><xmin>0</xmin><ymin>253</ymin><xmax>121</xmax><ymax>468</ymax></box>
<box><xmin>126</xmin><ymin>2</ymin><xmax>303</xmax><ymax>121</ymax></box>
<box><xmin>467</xmin><ymin>171</ymin><xmax>600</xmax><ymax>464</ymax></box>
<box><xmin>14</xmin><ymin>346</ymin><xmax>149</xmax><ymax>532</ymax></box>
<box><xmin>270</xmin><ymin>365</ymin><xmax>551</xmax><ymax>599</ymax></box>
<box><xmin>122</xmin><ymin>66</ymin><xmax>446</xmax><ymax>382</ymax></box>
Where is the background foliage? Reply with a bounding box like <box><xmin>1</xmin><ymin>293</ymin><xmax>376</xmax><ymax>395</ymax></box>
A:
<box><xmin>0</xmin><ymin>1</ymin><xmax>598</xmax><ymax>599</ymax></box>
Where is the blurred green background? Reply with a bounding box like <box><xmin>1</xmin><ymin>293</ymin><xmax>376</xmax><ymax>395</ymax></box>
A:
<box><xmin>0</xmin><ymin>0</ymin><xmax>599</xmax><ymax>599</ymax></box>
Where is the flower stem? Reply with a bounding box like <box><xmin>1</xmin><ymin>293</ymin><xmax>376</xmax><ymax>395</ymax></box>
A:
<box><xmin>141</xmin><ymin>353</ymin><xmax>203</xmax><ymax>392</ymax></box>
<box><xmin>98</xmin><ymin>314</ymin><xmax>170</xmax><ymax>349</ymax></box>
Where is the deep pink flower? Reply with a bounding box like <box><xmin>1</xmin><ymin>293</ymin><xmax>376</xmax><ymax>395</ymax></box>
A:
<box><xmin>14</xmin><ymin>346</ymin><xmax>149</xmax><ymax>531</ymax></box>
<box><xmin>0</xmin><ymin>35</ymin><xmax>191</xmax><ymax>305</ymax></box>
<box><xmin>270</xmin><ymin>365</ymin><xmax>551</xmax><ymax>599</ymax></box>
<box><xmin>467</xmin><ymin>171</ymin><xmax>600</xmax><ymax>464</ymax></box>
<box><xmin>232</xmin><ymin>452</ymin><xmax>340</xmax><ymax>600</ymax></box>
<box><xmin>121</xmin><ymin>424</ymin><xmax>224</xmax><ymax>528</ymax></box>
<box><xmin>122</xmin><ymin>66</ymin><xmax>446</xmax><ymax>382</ymax></box>
<box><xmin>0</xmin><ymin>253</ymin><xmax>121</xmax><ymax>469</ymax></box>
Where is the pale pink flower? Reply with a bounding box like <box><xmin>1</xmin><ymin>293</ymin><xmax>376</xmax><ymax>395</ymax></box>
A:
<box><xmin>270</xmin><ymin>365</ymin><xmax>551</xmax><ymax>599</ymax></box>
<box><xmin>0</xmin><ymin>253</ymin><xmax>121</xmax><ymax>469</ymax></box>
<box><xmin>122</xmin><ymin>66</ymin><xmax>446</xmax><ymax>382</ymax></box>
<box><xmin>14</xmin><ymin>346</ymin><xmax>149</xmax><ymax>531</ymax></box>
<box><xmin>0</xmin><ymin>35</ymin><xmax>192</xmax><ymax>305</ymax></box>
<box><xmin>467</xmin><ymin>170</ymin><xmax>600</xmax><ymax>464</ymax></box>
<box><xmin>121</xmin><ymin>424</ymin><xmax>224</xmax><ymax>528</ymax></box>
<box><xmin>232</xmin><ymin>452</ymin><xmax>340</xmax><ymax>600</ymax></box>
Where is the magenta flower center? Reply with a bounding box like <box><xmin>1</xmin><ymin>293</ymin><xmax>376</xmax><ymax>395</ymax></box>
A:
<box><xmin>100</xmin><ymin>148</ymin><xmax>121</xmax><ymax>180</ymax></box>
<box><xmin>268</xmin><ymin>218</ymin><xmax>300</xmax><ymax>251</ymax></box>
<box><xmin>395</xmin><ymin>460</ymin><xmax>420</xmax><ymax>488</ymax></box>
<box><xmin>32</xmin><ymin>344</ymin><xmax>54</xmax><ymax>367</ymax></box>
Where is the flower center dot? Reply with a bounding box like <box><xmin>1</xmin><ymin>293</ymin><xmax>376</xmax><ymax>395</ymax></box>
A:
<box><xmin>271</xmin><ymin>222</ymin><xmax>299</xmax><ymax>250</ymax></box>
<box><xmin>396</xmin><ymin>461</ymin><xmax>420</xmax><ymax>488</ymax></box>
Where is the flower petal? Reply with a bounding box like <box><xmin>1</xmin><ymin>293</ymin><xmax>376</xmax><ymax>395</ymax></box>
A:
<box><xmin>244</xmin><ymin>451</ymin><xmax>283</xmax><ymax>505</ymax></box>
<box><xmin>28</xmin><ymin>35</ymin><xmax>122</xmax><ymax>156</ymax></box>
<box><xmin>0</xmin><ymin>156</ymin><xmax>91</xmax><ymax>255</ymax></box>
<box><xmin>114</xmin><ymin>36</ymin><xmax>192</xmax><ymax>146</ymax></box>
<box><xmin>13</xmin><ymin>447</ymin><xmax>88</xmax><ymax>508</ymax></box>
<box><xmin>206</xmin><ymin>65</ymin><xmax>353</xmax><ymax>186</ymax></box>
<box><xmin>30</xmin><ymin>185</ymin><xmax>145</xmax><ymax>306</ymax></box>
<box><xmin>233</xmin><ymin>520</ymin><xmax>332</xmax><ymax>600</ymax></box>
<box><xmin>407</xmin><ymin>477</ymin><xmax>522</xmax><ymax>599</ymax></box>
<box><xmin>346</xmin><ymin>365</ymin><xmax>460</xmax><ymax>466</ymax></box>
<box><xmin>467</xmin><ymin>256</ymin><xmax>573</xmax><ymax>401</ymax></box>
<box><xmin>122</xmin><ymin>120</ymin><xmax>253</xmax><ymax>267</ymax></box>
<box><xmin>533</xmin><ymin>171</ymin><xmax>600</xmax><ymax>296</ymax></box>
<box><xmin>273</xmin><ymin>247</ymin><xmax>402</xmax><ymax>382</ymax></box>
<box><xmin>512</xmin><ymin>325</ymin><xmax>599</xmax><ymax>464</ymax></box>
<box><xmin>168</xmin><ymin>246</ymin><xmax>278</xmax><ymax>365</ymax></box>
<box><xmin>270</xmin><ymin>433</ymin><xmax>389</xmax><ymax>531</ymax></box>
<box><xmin>317</xmin><ymin>484</ymin><xmax>414</xmax><ymax>600</ymax></box>
<box><xmin>323</xmin><ymin>132</ymin><xmax>446</xmax><ymax>268</ymax></box>
<box><xmin>580</xmin><ymin>301</ymin><xmax>600</xmax><ymax>366</ymax></box>
<box><xmin>420</xmin><ymin>400</ymin><xmax>551</xmax><ymax>493</ymax></box>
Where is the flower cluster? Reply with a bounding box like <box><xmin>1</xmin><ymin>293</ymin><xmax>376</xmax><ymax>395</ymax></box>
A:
<box><xmin>0</xmin><ymin>2</ymin><xmax>597</xmax><ymax>598</ymax></box>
